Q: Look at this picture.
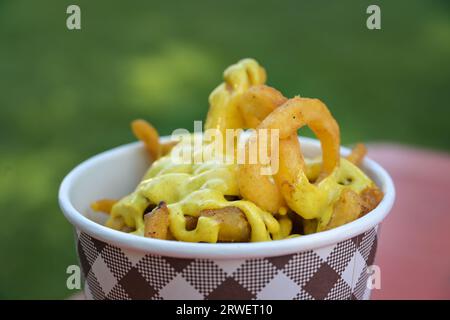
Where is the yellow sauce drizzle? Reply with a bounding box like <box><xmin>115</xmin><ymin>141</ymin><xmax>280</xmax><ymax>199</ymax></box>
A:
<box><xmin>108</xmin><ymin>135</ymin><xmax>284</xmax><ymax>242</ymax></box>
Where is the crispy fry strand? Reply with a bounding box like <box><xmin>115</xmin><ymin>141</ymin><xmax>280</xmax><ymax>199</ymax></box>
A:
<box><xmin>90</xmin><ymin>199</ymin><xmax>118</xmax><ymax>214</ymax></box>
<box><xmin>346</xmin><ymin>143</ymin><xmax>367</xmax><ymax>166</ymax></box>
<box><xmin>131</xmin><ymin>119</ymin><xmax>162</xmax><ymax>161</ymax></box>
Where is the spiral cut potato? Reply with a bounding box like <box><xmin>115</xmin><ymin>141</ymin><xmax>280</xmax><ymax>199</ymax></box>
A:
<box><xmin>238</xmin><ymin>85</ymin><xmax>287</xmax><ymax>128</ymax></box>
<box><xmin>236</xmin><ymin>85</ymin><xmax>289</xmax><ymax>213</ymax></box>
<box><xmin>240</xmin><ymin>96</ymin><xmax>382</xmax><ymax>232</ymax></box>
<box><xmin>240</xmin><ymin>97</ymin><xmax>341</xmax><ymax>216</ymax></box>
<box><xmin>92</xmin><ymin>58</ymin><xmax>383</xmax><ymax>242</ymax></box>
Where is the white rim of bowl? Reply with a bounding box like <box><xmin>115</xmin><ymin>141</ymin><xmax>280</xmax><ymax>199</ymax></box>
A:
<box><xmin>59</xmin><ymin>137</ymin><xmax>395</xmax><ymax>260</ymax></box>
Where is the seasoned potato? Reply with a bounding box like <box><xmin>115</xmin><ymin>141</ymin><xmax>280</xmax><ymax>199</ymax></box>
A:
<box><xmin>359</xmin><ymin>187</ymin><xmax>383</xmax><ymax>216</ymax></box>
<box><xmin>320</xmin><ymin>189</ymin><xmax>361</xmax><ymax>231</ymax></box>
<box><xmin>199</xmin><ymin>206</ymin><xmax>251</xmax><ymax>242</ymax></box>
<box><xmin>144</xmin><ymin>202</ymin><xmax>170</xmax><ymax>239</ymax></box>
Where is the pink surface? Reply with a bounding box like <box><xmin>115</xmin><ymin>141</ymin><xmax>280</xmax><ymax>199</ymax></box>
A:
<box><xmin>367</xmin><ymin>144</ymin><xmax>450</xmax><ymax>300</ymax></box>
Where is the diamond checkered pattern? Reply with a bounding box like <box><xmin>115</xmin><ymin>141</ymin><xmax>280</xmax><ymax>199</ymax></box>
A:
<box><xmin>76</xmin><ymin>227</ymin><xmax>378</xmax><ymax>300</ymax></box>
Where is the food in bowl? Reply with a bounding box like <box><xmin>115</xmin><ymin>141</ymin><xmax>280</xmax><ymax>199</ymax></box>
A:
<box><xmin>91</xmin><ymin>58</ymin><xmax>383</xmax><ymax>243</ymax></box>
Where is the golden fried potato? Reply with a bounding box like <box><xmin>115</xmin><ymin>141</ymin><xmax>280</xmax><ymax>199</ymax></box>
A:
<box><xmin>131</xmin><ymin>119</ymin><xmax>162</xmax><ymax>161</ymax></box>
<box><xmin>144</xmin><ymin>202</ymin><xmax>170</xmax><ymax>239</ymax></box>
<box><xmin>90</xmin><ymin>199</ymin><xmax>117</xmax><ymax>214</ymax></box>
<box><xmin>359</xmin><ymin>187</ymin><xmax>383</xmax><ymax>216</ymax></box>
<box><xmin>320</xmin><ymin>189</ymin><xmax>361</xmax><ymax>231</ymax></box>
<box><xmin>199</xmin><ymin>206</ymin><xmax>251</xmax><ymax>242</ymax></box>
<box><xmin>240</xmin><ymin>97</ymin><xmax>340</xmax><ymax>216</ymax></box>
<box><xmin>238</xmin><ymin>85</ymin><xmax>287</xmax><ymax>128</ymax></box>
<box><xmin>346</xmin><ymin>143</ymin><xmax>367</xmax><ymax>167</ymax></box>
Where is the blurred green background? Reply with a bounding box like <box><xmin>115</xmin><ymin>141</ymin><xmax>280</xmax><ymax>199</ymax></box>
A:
<box><xmin>0</xmin><ymin>0</ymin><xmax>449</xmax><ymax>298</ymax></box>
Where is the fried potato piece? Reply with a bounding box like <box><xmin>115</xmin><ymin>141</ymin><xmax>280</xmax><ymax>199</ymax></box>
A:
<box><xmin>90</xmin><ymin>199</ymin><xmax>117</xmax><ymax>214</ymax></box>
<box><xmin>131</xmin><ymin>119</ymin><xmax>162</xmax><ymax>161</ymax></box>
<box><xmin>346</xmin><ymin>143</ymin><xmax>367</xmax><ymax>167</ymax></box>
<box><xmin>199</xmin><ymin>206</ymin><xmax>251</xmax><ymax>242</ymax></box>
<box><xmin>132</xmin><ymin>119</ymin><xmax>178</xmax><ymax>160</ymax></box>
<box><xmin>144</xmin><ymin>201</ymin><xmax>170</xmax><ymax>239</ymax></box>
<box><xmin>235</xmin><ymin>86</ymin><xmax>289</xmax><ymax>213</ymax></box>
<box><xmin>359</xmin><ymin>187</ymin><xmax>383</xmax><ymax>216</ymax></box>
<box><xmin>240</xmin><ymin>97</ymin><xmax>340</xmax><ymax>215</ymax></box>
<box><xmin>238</xmin><ymin>85</ymin><xmax>287</xmax><ymax>128</ymax></box>
<box><xmin>161</xmin><ymin>140</ymin><xmax>178</xmax><ymax>156</ymax></box>
<box><xmin>320</xmin><ymin>189</ymin><xmax>361</xmax><ymax>231</ymax></box>
<box><xmin>263</xmin><ymin>97</ymin><xmax>340</xmax><ymax>175</ymax></box>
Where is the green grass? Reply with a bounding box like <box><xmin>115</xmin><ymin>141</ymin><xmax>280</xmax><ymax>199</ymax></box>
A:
<box><xmin>0</xmin><ymin>0</ymin><xmax>449</xmax><ymax>298</ymax></box>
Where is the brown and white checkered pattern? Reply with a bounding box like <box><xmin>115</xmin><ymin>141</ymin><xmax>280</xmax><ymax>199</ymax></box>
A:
<box><xmin>75</xmin><ymin>228</ymin><xmax>378</xmax><ymax>300</ymax></box>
